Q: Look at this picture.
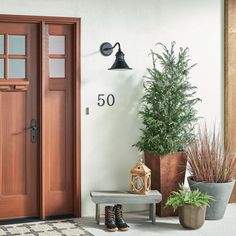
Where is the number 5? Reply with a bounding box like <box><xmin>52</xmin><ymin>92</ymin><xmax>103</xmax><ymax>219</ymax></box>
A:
<box><xmin>97</xmin><ymin>94</ymin><xmax>105</xmax><ymax>106</ymax></box>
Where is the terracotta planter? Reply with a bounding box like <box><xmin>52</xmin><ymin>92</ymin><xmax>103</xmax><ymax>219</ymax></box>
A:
<box><xmin>145</xmin><ymin>152</ymin><xmax>187</xmax><ymax>217</ymax></box>
<box><xmin>179</xmin><ymin>205</ymin><xmax>206</xmax><ymax>229</ymax></box>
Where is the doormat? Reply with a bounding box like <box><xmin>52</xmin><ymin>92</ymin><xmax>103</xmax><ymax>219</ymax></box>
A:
<box><xmin>0</xmin><ymin>219</ymin><xmax>94</xmax><ymax>236</ymax></box>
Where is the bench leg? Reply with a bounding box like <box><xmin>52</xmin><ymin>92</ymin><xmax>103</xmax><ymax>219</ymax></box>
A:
<box><xmin>96</xmin><ymin>204</ymin><xmax>100</xmax><ymax>225</ymax></box>
<box><xmin>149</xmin><ymin>204</ymin><xmax>152</xmax><ymax>220</ymax></box>
<box><xmin>149</xmin><ymin>203</ymin><xmax>156</xmax><ymax>224</ymax></box>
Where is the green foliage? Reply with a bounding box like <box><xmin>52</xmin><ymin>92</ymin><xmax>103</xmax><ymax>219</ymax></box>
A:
<box><xmin>135</xmin><ymin>42</ymin><xmax>201</xmax><ymax>155</ymax></box>
<box><xmin>165</xmin><ymin>184</ymin><xmax>214</xmax><ymax>211</ymax></box>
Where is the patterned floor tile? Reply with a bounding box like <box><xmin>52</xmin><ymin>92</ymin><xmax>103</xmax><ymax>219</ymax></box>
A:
<box><xmin>30</xmin><ymin>224</ymin><xmax>53</xmax><ymax>232</ymax></box>
<box><xmin>5</xmin><ymin>225</ymin><xmax>31</xmax><ymax>234</ymax></box>
<box><xmin>0</xmin><ymin>219</ymin><xmax>94</xmax><ymax>236</ymax></box>
<box><xmin>38</xmin><ymin>232</ymin><xmax>62</xmax><ymax>236</ymax></box>
<box><xmin>61</xmin><ymin>228</ymin><xmax>87</xmax><ymax>235</ymax></box>
<box><xmin>0</xmin><ymin>229</ymin><xmax>6</xmax><ymax>236</ymax></box>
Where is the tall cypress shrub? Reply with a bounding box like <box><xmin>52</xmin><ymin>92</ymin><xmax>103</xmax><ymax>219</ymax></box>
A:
<box><xmin>135</xmin><ymin>42</ymin><xmax>200</xmax><ymax>156</ymax></box>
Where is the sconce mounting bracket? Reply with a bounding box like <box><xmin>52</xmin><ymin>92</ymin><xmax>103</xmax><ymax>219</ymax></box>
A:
<box><xmin>100</xmin><ymin>42</ymin><xmax>113</xmax><ymax>56</ymax></box>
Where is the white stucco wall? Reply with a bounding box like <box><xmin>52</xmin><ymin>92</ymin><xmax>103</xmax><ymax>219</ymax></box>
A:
<box><xmin>0</xmin><ymin>0</ymin><xmax>224</xmax><ymax>216</ymax></box>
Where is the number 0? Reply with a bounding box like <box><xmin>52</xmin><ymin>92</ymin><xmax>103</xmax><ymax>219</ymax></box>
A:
<box><xmin>107</xmin><ymin>94</ymin><xmax>115</xmax><ymax>106</ymax></box>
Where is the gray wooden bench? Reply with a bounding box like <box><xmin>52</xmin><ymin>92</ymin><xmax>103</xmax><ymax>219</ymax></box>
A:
<box><xmin>90</xmin><ymin>190</ymin><xmax>162</xmax><ymax>224</ymax></box>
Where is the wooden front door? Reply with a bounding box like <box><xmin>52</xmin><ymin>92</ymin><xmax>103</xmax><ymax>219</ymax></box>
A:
<box><xmin>0</xmin><ymin>22</ymin><xmax>38</xmax><ymax>218</ymax></box>
<box><xmin>44</xmin><ymin>24</ymin><xmax>74</xmax><ymax>216</ymax></box>
<box><xmin>0</xmin><ymin>15</ymin><xmax>81</xmax><ymax>220</ymax></box>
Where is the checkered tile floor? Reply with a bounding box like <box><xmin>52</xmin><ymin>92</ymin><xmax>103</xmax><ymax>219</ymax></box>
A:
<box><xmin>0</xmin><ymin>219</ymin><xmax>93</xmax><ymax>236</ymax></box>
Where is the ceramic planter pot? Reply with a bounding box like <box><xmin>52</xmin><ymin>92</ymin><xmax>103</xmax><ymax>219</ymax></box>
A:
<box><xmin>145</xmin><ymin>152</ymin><xmax>187</xmax><ymax>217</ymax></box>
<box><xmin>179</xmin><ymin>204</ymin><xmax>206</xmax><ymax>229</ymax></box>
<box><xmin>188</xmin><ymin>176</ymin><xmax>235</xmax><ymax>220</ymax></box>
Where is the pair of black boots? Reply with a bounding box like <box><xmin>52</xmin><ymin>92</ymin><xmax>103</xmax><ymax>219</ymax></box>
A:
<box><xmin>105</xmin><ymin>204</ymin><xmax>129</xmax><ymax>232</ymax></box>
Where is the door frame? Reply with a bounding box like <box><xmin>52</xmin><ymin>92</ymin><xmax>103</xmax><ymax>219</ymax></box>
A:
<box><xmin>225</xmin><ymin>0</ymin><xmax>236</xmax><ymax>202</ymax></box>
<box><xmin>0</xmin><ymin>14</ymin><xmax>81</xmax><ymax>219</ymax></box>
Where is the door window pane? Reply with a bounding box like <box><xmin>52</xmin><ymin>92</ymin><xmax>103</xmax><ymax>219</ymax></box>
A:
<box><xmin>8</xmin><ymin>35</ymin><xmax>26</xmax><ymax>55</ymax></box>
<box><xmin>0</xmin><ymin>59</ymin><xmax>4</xmax><ymax>78</ymax></box>
<box><xmin>49</xmin><ymin>58</ymin><xmax>65</xmax><ymax>78</ymax></box>
<box><xmin>0</xmin><ymin>35</ymin><xmax>4</xmax><ymax>54</ymax></box>
<box><xmin>8</xmin><ymin>59</ymin><xmax>26</xmax><ymax>79</ymax></box>
<box><xmin>49</xmin><ymin>36</ymin><xmax>65</xmax><ymax>54</ymax></box>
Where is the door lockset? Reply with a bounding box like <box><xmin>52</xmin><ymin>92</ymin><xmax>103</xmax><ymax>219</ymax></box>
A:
<box><xmin>30</xmin><ymin>119</ymin><xmax>37</xmax><ymax>144</ymax></box>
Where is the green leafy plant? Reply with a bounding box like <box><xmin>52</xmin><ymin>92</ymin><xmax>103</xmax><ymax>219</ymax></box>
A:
<box><xmin>135</xmin><ymin>42</ymin><xmax>200</xmax><ymax>155</ymax></box>
<box><xmin>166</xmin><ymin>184</ymin><xmax>214</xmax><ymax>211</ymax></box>
<box><xmin>187</xmin><ymin>126</ymin><xmax>236</xmax><ymax>183</ymax></box>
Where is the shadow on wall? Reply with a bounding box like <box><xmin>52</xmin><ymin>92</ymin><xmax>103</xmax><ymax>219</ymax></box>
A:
<box><xmin>82</xmin><ymin>50</ymin><xmax>100</xmax><ymax>58</ymax></box>
<box><xmin>92</xmin><ymin>73</ymin><xmax>144</xmax><ymax>190</ymax></box>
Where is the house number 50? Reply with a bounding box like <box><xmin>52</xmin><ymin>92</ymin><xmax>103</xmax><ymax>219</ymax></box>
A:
<box><xmin>97</xmin><ymin>94</ymin><xmax>115</xmax><ymax>106</ymax></box>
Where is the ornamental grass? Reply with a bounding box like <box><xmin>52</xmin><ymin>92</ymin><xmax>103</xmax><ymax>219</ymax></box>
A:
<box><xmin>186</xmin><ymin>126</ymin><xmax>236</xmax><ymax>183</ymax></box>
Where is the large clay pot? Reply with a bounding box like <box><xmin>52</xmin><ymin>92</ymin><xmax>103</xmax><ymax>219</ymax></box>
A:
<box><xmin>179</xmin><ymin>205</ymin><xmax>206</xmax><ymax>229</ymax></box>
<box><xmin>188</xmin><ymin>177</ymin><xmax>235</xmax><ymax>220</ymax></box>
<box><xmin>145</xmin><ymin>152</ymin><xmax>187</xmax><ymax>217</ymax></box>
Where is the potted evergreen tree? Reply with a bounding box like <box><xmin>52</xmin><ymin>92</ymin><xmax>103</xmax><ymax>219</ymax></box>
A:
<box><xmin>135</xmin><ymin>42</ymin><xmax>200</xmax><ymax>216</ymax></box>
<box><xmin>166</xmin><ymin>184</ymin><xmax>213</xmax><ymax>229</ymax></box>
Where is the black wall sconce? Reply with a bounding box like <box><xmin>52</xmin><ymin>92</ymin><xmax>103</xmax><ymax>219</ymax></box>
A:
<box><xmin>100</xmin><ymin>42</ymin><xmax>132</xmax><ymax>70</ymax></box>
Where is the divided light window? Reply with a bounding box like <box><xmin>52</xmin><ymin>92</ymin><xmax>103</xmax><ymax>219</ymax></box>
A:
<box><xmin>48</xmin><ymin>35</ymin><xmax>66</xmax><ymax>79</ymax></box>
<box><xmin>0</xmin><ymin>34</ymin><xmax>26</xmax><ymax>80</ymax></box>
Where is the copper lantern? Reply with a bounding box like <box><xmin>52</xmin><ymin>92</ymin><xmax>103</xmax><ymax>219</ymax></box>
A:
<box><xmin>130</xmin><ymin>159</ymin><xmax>151</xmax><ymax>194</ymax></box>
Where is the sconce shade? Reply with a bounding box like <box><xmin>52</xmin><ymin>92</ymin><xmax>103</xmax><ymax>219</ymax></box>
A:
<box><xmin>100</xmin><ymin>42</ymin><xmax>132</xmax><ymax>70</ymax></box>
<box><xmin>109</xmin><ymin>50</ymin><xmax>132</xmax><ymax>70</ymax></box>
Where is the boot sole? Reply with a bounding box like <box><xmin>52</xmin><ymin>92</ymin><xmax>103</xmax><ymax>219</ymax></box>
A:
<box><xmin>107</xmin><ymin>227</ymin><xmax>118</xmax><ymax>232</ymax></box>
<box><xmin>118</xmin><ymin>227</ymin><xmax>129</xmax><ymax>231</ymax></box>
